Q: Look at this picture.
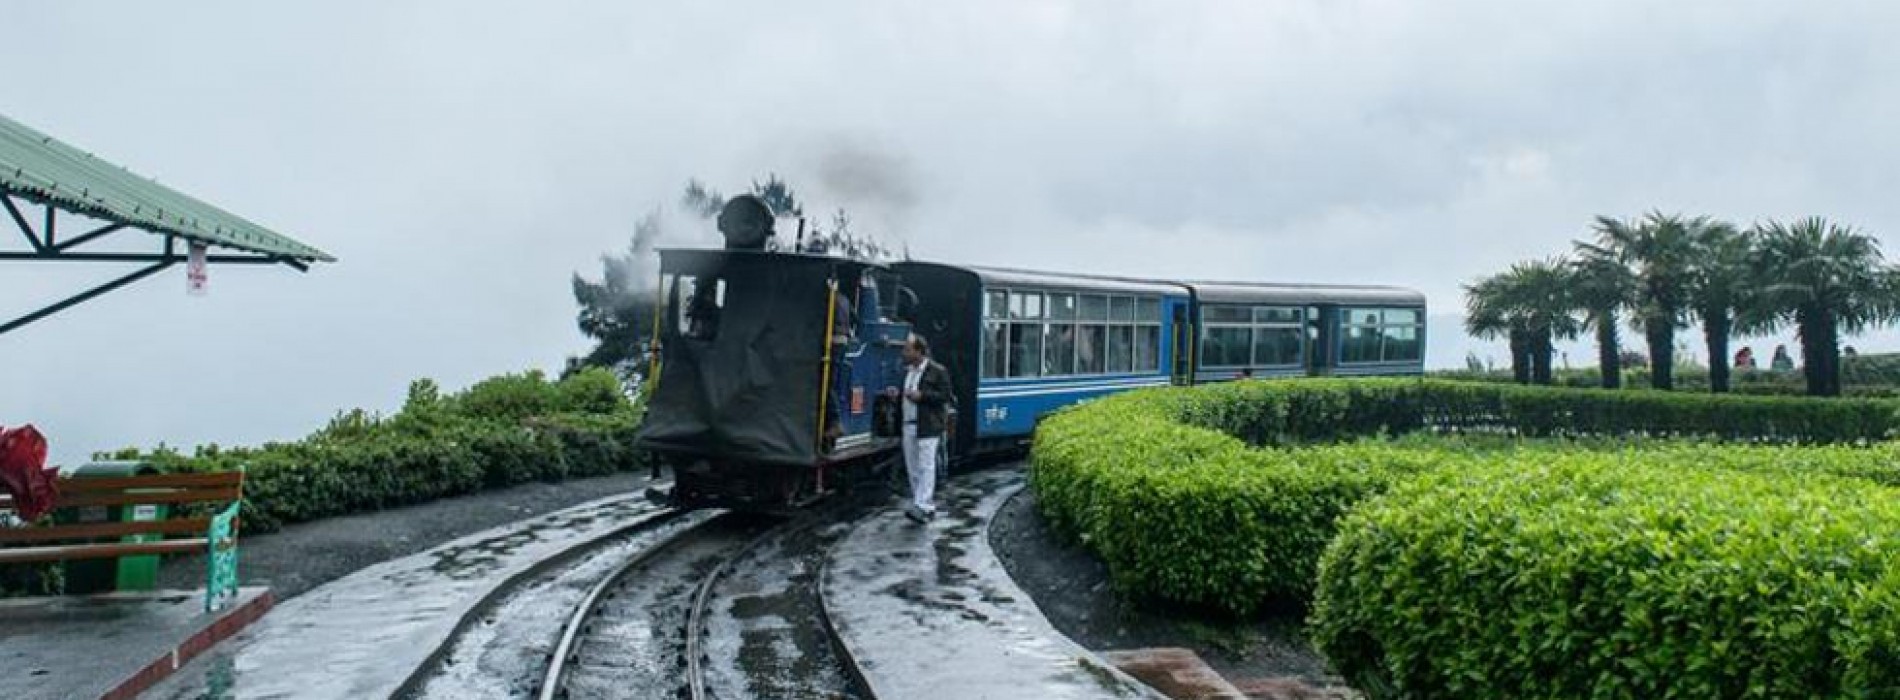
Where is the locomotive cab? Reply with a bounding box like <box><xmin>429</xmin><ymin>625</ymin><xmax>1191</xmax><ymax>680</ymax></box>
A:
<box><xmin>637</xmin><ymin>248</ymin><xmax>912</xmax><ymax>510</ymax></box>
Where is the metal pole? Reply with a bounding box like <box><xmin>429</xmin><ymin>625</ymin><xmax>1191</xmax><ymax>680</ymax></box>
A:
<box><xmin>42</xmin><ymin>205</ymin><xmax>54</xmax><ymax>247</ymax></box>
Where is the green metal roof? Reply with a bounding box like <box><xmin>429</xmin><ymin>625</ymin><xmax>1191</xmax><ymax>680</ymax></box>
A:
<box><xmin>0</xmin><ymin>112</ymin><xmax>332</xmax><ymax>262</ymax></box>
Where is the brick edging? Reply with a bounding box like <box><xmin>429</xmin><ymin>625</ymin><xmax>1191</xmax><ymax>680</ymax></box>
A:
<box><xmin>99</xmin><ymin>590</ymin><xmax>276</xmax><ymax>700</ymax></box>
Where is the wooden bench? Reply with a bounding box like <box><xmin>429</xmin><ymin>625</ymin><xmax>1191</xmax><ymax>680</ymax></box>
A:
<box><xmin>0</xmin><ymin>471</ymin><xmax>244</xmax><ymax>611</ymax></box>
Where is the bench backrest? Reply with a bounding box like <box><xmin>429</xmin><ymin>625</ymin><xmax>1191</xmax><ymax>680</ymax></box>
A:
<box><xmin>0</xmin><ymin>471</ymin><xmax>244</xmax><ymax>545</ymax></box>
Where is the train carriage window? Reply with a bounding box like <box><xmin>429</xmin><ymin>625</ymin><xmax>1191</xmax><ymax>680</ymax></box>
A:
<box><xmin>1136</xmin><ymin>325</ymin><xmax>1161</xmax><ymax>372</ymax></box>
<box><xmin>1383</xmin><ymin>325</ymin><xmax>1422</xmax><ymax>362</ymax></box>
<box><xmin>1256</xmin><ymin>307</ymin><xmax>1301</xmax><ymax>324</ymax></box>
<box><xmin>1338</xmin><ymin>307</ymin><xmax>1425</xmax><ymax>364</ymax></box>
<box><xmin>1008</xmin><ymin>323</ymin><xmax>1044</xmax><ymax>377</ymax></box>
<box><xmin>986</xmin><ymin>290</ymin><xmax>1008</xmax><ymax>320</ymax></box>
<box><xmin>1109</xmin><ymin>297</ymin><xmax>1136</xmax><ymax>323</ymax></box>
<box><xmin>1045</xmin><ymin>323</ymin><xmax>1077</xmax><ymax>375</ymax></box>
<box><xmin>1254</xmin><ymin>327</ymin><xmax>1303</xmax><ymax>365</ymax></box>
<box><xmin>983</xmin><ymin>321</ymin><xmax>1008</xmax><ymax>378</ymax></box>
<box><xmin>1203</xmin><ymin>305</ymin><xmax>1250</xmax><ymax>324</ymax></box>
<box><xmin>1201</xmin><ymin>326</ymin><xmax>1251</xmax><ymax>367</ymax></box>
<box><xmin>1137</xmin><ymin>298</ymin><xmax>1161</xmax><ymax>323</ymax></box>
<box><xmin>1341</xmin><ymin>324</ymin><xmax>1383</xmax><ymax>364</ymax></box>
<box><xmin>1080</xmin><ymin>295</ymin><xmax>1110</xmax><ymax>322</ymax></box>
<box><xmin>1107</xmin><ymin>326</ymin><xmax>1135</xmax><ymax>373</ymax></box>
<box><xmin>1010</xmin><ymin>291</ymin><xmax>1045</xmax><ymax>320</ymax></box>
<box><xmin>1077</xmin><ymin>325</ymin><xmax>1106</xmax><ymax>374</ymax></box>
<box><xmin>1048</xmin><ymin>293</ymin><xmax>1078</xmax><ymax>321</ymax></box>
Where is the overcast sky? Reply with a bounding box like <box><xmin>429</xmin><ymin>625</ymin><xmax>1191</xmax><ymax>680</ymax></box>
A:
<box><xmin>7</xmin><ymin>1</ymin><xmax>1900</xmax><ymax>466</ymax></box>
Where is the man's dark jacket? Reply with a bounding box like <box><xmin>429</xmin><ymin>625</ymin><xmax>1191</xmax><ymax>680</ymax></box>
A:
<box><xmin>909</xmin><ymin>360</ymin><xmax>955</xmax><ymax>439</ymax></box>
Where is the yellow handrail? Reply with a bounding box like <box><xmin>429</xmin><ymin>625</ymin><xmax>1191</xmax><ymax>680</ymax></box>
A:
<box><xmin>815</xmin><ymin>278</ymin><xmax>841</xmax><ymax>452</ymax></box>
<box><xmin>645</xmin><ymin>275</ymin><xmax>667</xmax><ymax>393</ymax></box>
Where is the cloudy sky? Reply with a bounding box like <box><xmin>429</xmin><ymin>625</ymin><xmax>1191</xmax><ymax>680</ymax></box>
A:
<box><xmin>7</xmin><ymin>1</ymin><xmax>1900</xmax><ymax>465</ymax></box>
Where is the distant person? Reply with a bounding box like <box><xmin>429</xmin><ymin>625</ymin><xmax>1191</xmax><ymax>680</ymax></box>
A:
<box><xmin>1845</xmin><ymin>345</ymin><xmax>1860</xmax><ymax>359</ymax></box>
<box><xmin>886</xmin><ymin>335</ymin><xmax>954</xmax><ymax>523</ymax></box>
<box><xmin>1771</xmin><ymin>345</ymin><xmax>1795</xmax><ymax>372</ymax></box>
<box><xmin>1734</xmin><ymin>346</ymin><xmax>1756</xmax><ymax>371</ymax></box>
<box><xmin>823</xmin><ymin>282</ymin><xmax>856</xmax><ymax>451</ymax></box>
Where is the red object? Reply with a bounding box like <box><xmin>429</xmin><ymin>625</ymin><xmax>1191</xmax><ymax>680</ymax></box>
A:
<box><xmin>0</xmin><ymin>425</ymin><xmax>58</xmax><ymax>521</ymax></box>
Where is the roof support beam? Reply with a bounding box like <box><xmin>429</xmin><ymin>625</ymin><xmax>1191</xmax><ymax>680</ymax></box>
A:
<box><xmin>51</xmin><ymin>222</ymin><xmax>127</xmax><ymax>252</ymax></box>
<box><xmin>1</xmin><ymin>195</ymin><xmax>44</xmax><ymax>252</ymax></box>
<box><xmin>0</xmin><ymin>251</ymin><xmax>285</xmax><ymax>264</ymax></box>
<box><xmin>0</xmin><ymin>258</ymin><xmax>176</xmax><ymax>336</ymax></box>
<box><xmin>0</xmin><ymin>231</ymin><xmax>305</xmax><ymax>338</ymax></box>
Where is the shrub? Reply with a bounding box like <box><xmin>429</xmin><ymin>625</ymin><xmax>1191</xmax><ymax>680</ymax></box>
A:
<box><xmin>1031</xmin><ymin>378</ymin><xmax>1900</xmax><ymax>615</ymax></box>
<box><xmin>98</xmin><ymin>368</ymin><xmax>650</xmax><ymax>535</ymax></box>
<box><xmin>1311</xmin><ymin>457</ymin><xmax>1900</xmax><ymax>698</ymax></box>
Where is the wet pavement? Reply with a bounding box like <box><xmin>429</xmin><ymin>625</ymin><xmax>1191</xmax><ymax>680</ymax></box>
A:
<box><xmin>409</xmin><ymin>510</ymin><xmax>718</xmax><ymax>699</ymax></box>
<box><xmin>141</xmin><ymin>493</ymin><xmax>670</xmax><ymax>699</ymax></box>
<box><xmin>821</xmin><ymin>467</ymin><xmax>1166</xmax><ymax>700</ymax></box>
<box><xmin>0</xmin><ymin>588</ymin><xmax>270</xmax><ymax>700</ymax></box>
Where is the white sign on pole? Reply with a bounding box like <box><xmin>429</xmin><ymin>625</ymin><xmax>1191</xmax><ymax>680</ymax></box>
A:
<box><xmin>187</xmin><ymin>242</ymin><xmax>208</xmax><ymax>296</ymax></box>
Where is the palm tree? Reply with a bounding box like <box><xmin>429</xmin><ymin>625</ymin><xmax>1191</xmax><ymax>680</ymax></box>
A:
<box><xmin>1684</xmin><ymin>218</ymin><xmax>1753</xmax><ymax>393</ymax></box>
<box><xmin>1569</xmin><ymin>243</ymin><xmax>1635</xmax><ymax>388</ymax></box>
<box><xmin>1464</xmin><ymin>279</ymin><xmax>1529</xmax><ymax>383</ymax></box>
<box><xmin>1592</xmin><ymin>213</ymin><xmax>1697</xmax><ymax>390</ymax></box>
<box><xmin>1464</xmin><ymin>259</ymin><xmax>1579</xmax><ymax>385</ymax></box>
<box><xmin>1748</xmin><ymin>218</ymin><xmax>1900</xmax><ymax>396</ymax></box>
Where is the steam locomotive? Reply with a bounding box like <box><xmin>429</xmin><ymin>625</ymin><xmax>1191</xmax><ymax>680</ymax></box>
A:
<box><xmin>635</xmin><ymin>196</ymin><xmax>1426</xmax><ymax>511</ymax></box>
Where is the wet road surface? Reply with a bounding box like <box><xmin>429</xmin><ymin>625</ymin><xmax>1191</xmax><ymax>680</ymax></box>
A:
<box><xmin>141</xmin><ymin>493</ymin><xmax>672</xmax><ymax>699</ymax></box>
<box><xmin>821</xmin><ymin>467</ymin><xmax>1165</xmax><ymax>700</ymax></box>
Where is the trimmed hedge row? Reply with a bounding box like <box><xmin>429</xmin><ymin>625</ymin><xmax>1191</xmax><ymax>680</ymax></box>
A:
<box><xmin>109</xmin><ymin>368</ymin><xmax>649</xmax><ymax>534</ymax></box>
<box><xmin>1029</xmin><ymin>379</ymin><xmax>1900</xmax><ymax>615</ymax></box>
<box><xmin>1312</xmin><ymin>458</ymin><xmax>1900</xmax><ymax>698</ymax></box>
<box><xmin>1166</xmin><ymin>378</ymin><xmax>1899</xmax><ymax>445</ymax></box>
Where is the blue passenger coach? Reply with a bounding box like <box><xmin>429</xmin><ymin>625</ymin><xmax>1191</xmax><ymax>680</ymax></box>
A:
<box><xmin>891</xmin><ymin>261</ymin><xmax>1426</xmax><ymax>461</ymax></box>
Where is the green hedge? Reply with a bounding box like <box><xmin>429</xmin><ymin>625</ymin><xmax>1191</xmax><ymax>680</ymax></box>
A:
<box><xmin>1030</xmin><ymin>379</ymin><xmax>1900</xmax><ymax>615</ymax></box>
<box><xmin>108</xmin><ymin>368</ymin><xmax>649</xmax><ymax>534</ymax></box>
<box><xmin>1166</xmin><ymin>378</ymin><xmax>1898</xmax><ymax>444</ymax></box>
<box><xmin>1312</xmin><ymin>457</ymin><xmax>1900</xmax><ymax>698</ymax></box>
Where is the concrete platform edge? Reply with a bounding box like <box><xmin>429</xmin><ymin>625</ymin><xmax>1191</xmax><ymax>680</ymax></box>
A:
<box><xmin>99</xmin><ymin>587</ymin><xmax>274</xmax><ymax>700</ymax></box>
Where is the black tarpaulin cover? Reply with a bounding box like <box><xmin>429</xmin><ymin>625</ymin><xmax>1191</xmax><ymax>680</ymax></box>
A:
<box><xmin>638</xmin><ymin>250</ymin><xmax>849</xmax><ymax>466</ymax></box>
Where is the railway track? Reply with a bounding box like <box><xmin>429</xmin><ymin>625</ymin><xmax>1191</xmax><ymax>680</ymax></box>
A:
<box><xmin>403</xmin><ymin>492</ymin><xmax>883</xmax><ymax>699</ymax></box>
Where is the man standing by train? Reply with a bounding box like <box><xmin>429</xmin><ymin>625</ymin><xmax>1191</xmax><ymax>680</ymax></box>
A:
<box><xmin>891</xmin><ymin>335</ymin><xmax>953</xmax><ymax>523</ymax></box>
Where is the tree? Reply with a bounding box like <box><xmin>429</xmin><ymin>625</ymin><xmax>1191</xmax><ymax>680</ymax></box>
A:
<box><xmin>1464</xmin><ymin>259</ymin><xmax>1579</xmax><ymax>385</ymax></box>
<box><xmin>1748</xmin><ymin>218</ymin><xmax>1899</xmax><ymax>396</ymax></box>
<box><xmin>1684</xmin><ymin>218</ymin><xmax>1753</xmax><ymax>393</ymax></box>
<box><xmin>567</xmin><ymin>212</ymin><xmax>662</xmax><ymax>383</ymax></box>
<box><xmin>1569</xmin><ymin>243</ymin><xmax>1635</xmax><ymax>389</ymax></box>
<box><xmin>1592</xmin><ymin>212</ymin><xmax>1696</xmax><ymax>390</ymax></box>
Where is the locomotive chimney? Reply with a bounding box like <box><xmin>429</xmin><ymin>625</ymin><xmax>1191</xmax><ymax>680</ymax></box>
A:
<box><xmin>717</xmin><ymin>194</ymin><xmax>775</xmax><ymax>251</ymax></box>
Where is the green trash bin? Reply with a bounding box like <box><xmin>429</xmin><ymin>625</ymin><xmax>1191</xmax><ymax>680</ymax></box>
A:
<box><xmin>57</xmin><ymin>461</ymin><xmax>165</xmax><ymax>594</ymax></box>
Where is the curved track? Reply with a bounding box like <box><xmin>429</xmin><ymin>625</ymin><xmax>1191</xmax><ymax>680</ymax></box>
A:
<box><xmin>535</xmin><ymin>511</ymin><xmax>768</xmax><ymax>699</ymax></box>
<box><xmin>403</xmin><ymin>487</ymin><xmax>889</xmax><ymax>699</ymax></box>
